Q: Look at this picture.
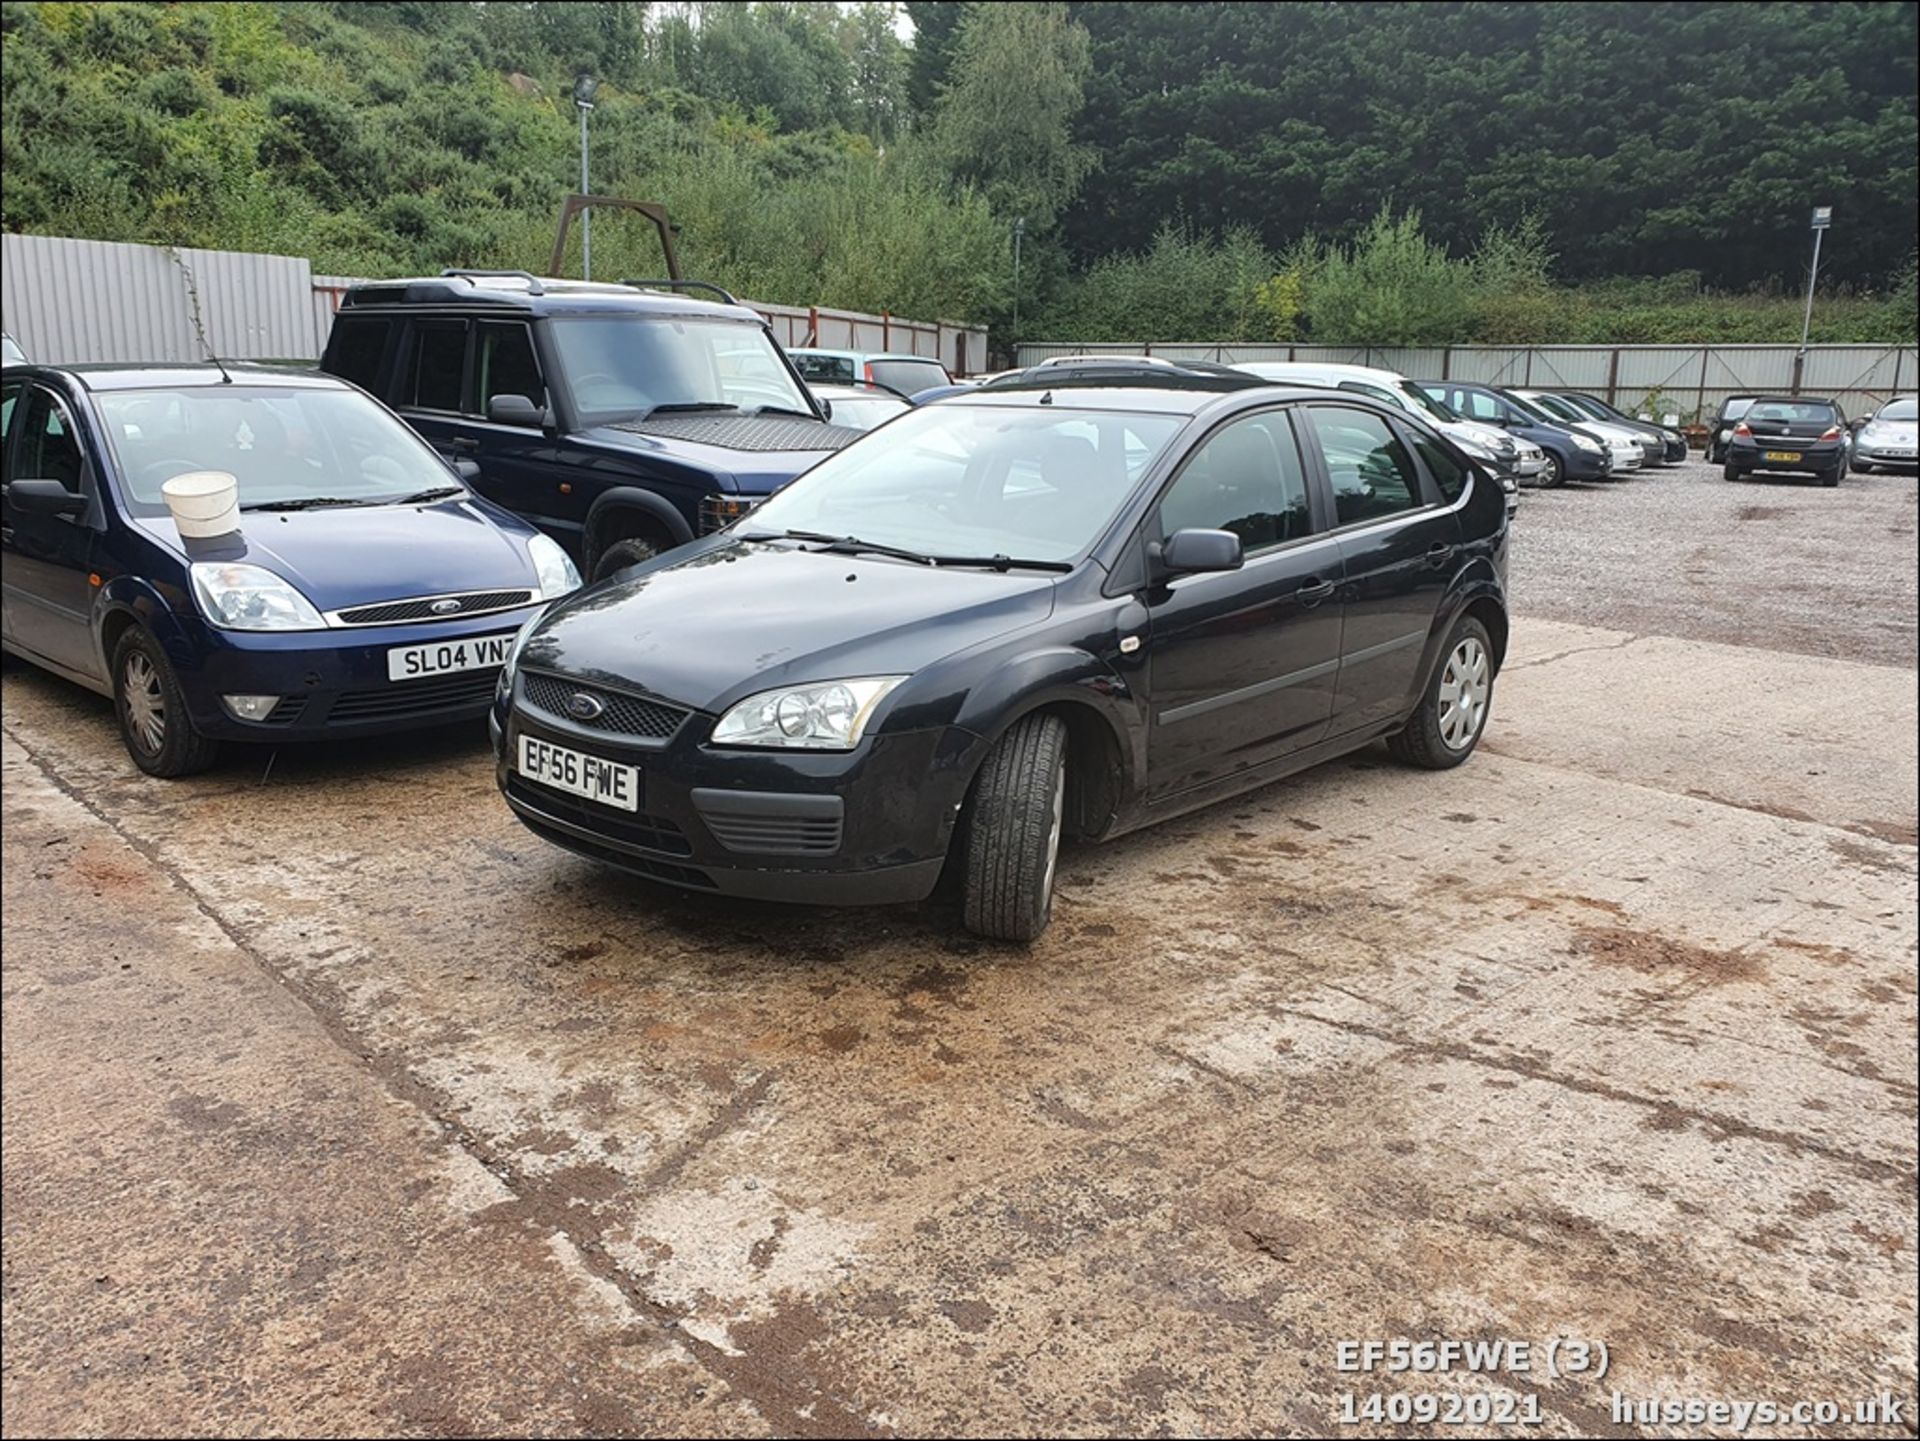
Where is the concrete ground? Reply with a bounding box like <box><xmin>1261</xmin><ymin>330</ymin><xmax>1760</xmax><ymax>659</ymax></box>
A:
<box><xmin>3</xmin><ymin>463</ymin><xmax>1915</xmax><ymax>1437</ymax></box>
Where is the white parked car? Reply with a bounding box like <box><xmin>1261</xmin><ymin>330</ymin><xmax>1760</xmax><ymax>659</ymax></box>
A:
<box><xmin>1237</xmin><ymin>361</ymin><xmax>1541</xmax><ymax>484</ymax></box>
<box><xmin>1509</xmin><ymin>388</ymin><xmax>1647</xmax><ymax>472</ymax></box>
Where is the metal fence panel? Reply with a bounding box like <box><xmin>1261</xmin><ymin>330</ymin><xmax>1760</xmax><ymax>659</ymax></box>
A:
<box><xmin>4</xmin><ymin>233</ymin><xmax>989</xmax><ymax>376</ymax></box>
<box><xmin>1014</xmin><ymin>340</ymin><xmax>1918</xmax><ymax>418</ymax></box>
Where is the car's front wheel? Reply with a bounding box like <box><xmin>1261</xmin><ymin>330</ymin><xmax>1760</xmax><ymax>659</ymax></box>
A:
<box><xmin>1388</xmin><ymin>617</ymin><xmax>1494</xmax><ymax>771</ymax></box>
<box><xmin>1534</xmin><ymin>454</ymin><xmax>1562</xmax><ymax>488</ymax></box>
<box><xmin>591</xmin><ymin>535</ymin><xmax>660</xmax><ymax>583</ymax></box>
<box><xmin>113</xmin><ymin>629</ymin><xmax>219</xmax><ymax>778</ymax></box>
<box><xmin>960</xmin><ymin>712</ymin><xmax>1068</xmax><ymax>942</ymax></box>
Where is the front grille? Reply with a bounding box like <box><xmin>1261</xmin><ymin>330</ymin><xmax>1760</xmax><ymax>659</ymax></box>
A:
<box><xmin>329</xmin><ymin>669</ymin><xmax>498</xmax><ymax>721</ymax></box>
<box><xmin>335</xmin><ymin>589</ymin><xmax>534</xmax><ymax>626</ymax></box>
<box><xmin>263</xmin><ymin>697</ymin><xmax>308</xmax><ymax>725</ymax></box>
<box><xmin>703</xmin><ymin>812</ymin><xmax>843</xmax><ymax>855</ymax></box>
<box><xmin>520</xmin><ymin>671</ymin><xmax>686</xmax><ymax>739</ymax></box>
<box><xmin>505</xmin><ymin>774</ymin><xmax>694</xmax><ymax>856</ymax></box>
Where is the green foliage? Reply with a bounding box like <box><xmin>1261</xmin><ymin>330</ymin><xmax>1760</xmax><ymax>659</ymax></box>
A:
<box><xmin>929</xmin><ymin>1</ymin><xmax>1092</xmax><ymax>231</ymax></box>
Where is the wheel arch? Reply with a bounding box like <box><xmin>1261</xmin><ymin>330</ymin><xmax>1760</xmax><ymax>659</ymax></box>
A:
<box><xmin>582</xmin><ymin>487</ymin><xmax>695</xmax><ymax>568</ymax></box>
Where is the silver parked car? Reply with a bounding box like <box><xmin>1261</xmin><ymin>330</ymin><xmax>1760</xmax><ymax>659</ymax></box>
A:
<box><xmin>1851</xmin><ymin>395</ymin><xmax>1917</xmax><ymax>474</ymax></box>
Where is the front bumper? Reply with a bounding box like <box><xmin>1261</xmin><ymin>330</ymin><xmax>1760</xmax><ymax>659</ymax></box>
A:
<box><xmin>1663</xmin><ymin>435</ymin><xmax>1688</xmax><ymax>463</ymax></box>
<box><xmin>1854</xmin><ymin>435</ymin><xmax>1919</xmax><ymax>470</ymax></box>
<box><xmin>1558</xmin><ymin>444</ymin><xmax>1613</xmax><ymax>481</ymax></box>
<box><xmin>493</xmin><ymin>678</ymin><xmax>977</xmax><ymax>906</ymax></box>
<box><xmin>1728</xmin><ymin>438</ymin><xmax>1847</xmax><ymax>473</ymax></box>
<box><xmin>175</xmin><ymin>605</ymin><xmax>542</xmax><ymax>741</ymax></box>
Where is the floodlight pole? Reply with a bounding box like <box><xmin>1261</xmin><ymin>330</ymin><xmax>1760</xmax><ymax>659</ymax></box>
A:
<box><xmin>1795</xmin><ymin>205</ymin><xmax>1831</xmax><ymax>392</ymax></box>
<box><xmin>1011</xmin><ymin>217</ymin><xmax>1026</xmax><ymax>360</ymax></box>
<box><xmin>575</xmin><ymin>74</ymin><xmax>598</xmax><ymax>280</ymax></box>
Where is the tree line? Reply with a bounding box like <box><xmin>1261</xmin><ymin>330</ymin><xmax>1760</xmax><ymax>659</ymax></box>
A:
<box><xmin>1</xmin><ymin>1</ymin><xmax>1913</xmax><ymax>346</ymax></box>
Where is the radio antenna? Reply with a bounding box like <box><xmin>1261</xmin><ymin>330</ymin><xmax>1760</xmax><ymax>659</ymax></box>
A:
<box><xmin>165</xmin><ymin>245</ymin><xmax>235</xmax><ymax>384</ymax></box>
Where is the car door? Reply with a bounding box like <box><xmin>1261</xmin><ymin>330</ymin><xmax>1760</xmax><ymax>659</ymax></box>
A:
<box><xmin>1142</xmin><ymin>407</ymin><xmax>1344</xmax><ymax>800</ymax></box>
<box><xmin>453</xmin><ymin>319</ymin><xmax>589</xmax><ymax>541</ymax></box>
<box><xmin>389</xmin><ymin>317</ymin><xmax>472</xmax><ymax>469</ymax></box>
<box><xmin>1300</xmin><ymin>404</ymin><xmax>1460</xmax><ymax>735</ymax></box>
<box><xmin>1</xmin><ymin>382</ymin><xmax>104</xmax><ymax>678</ymax></box>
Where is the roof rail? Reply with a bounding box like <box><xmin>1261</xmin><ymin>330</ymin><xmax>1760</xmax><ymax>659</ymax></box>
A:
<box><xmin>441</xmin><ymin>268</ymin><xmax>546</xmax><ymax>295</ymax></box>
<box><xmin>620</xmin><ymin>278</ymin><xmax>739</xmax><ymax>306</ymax></box>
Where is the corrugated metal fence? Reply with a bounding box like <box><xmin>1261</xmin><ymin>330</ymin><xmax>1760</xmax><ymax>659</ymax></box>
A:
<box><xmin>1015</xmin><ymin>341</ymin><xmax>1918</xmax><ymax>421</ymax></box>
<box><xmin>3</xmin><ymin>233</ymin><xmax>987</xmax><ymax>376</ymax></box>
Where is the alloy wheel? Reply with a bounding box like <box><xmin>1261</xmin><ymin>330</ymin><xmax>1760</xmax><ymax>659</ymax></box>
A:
<box><xmin>1040</xmin><ymin>758</ymin><xmax>1065</xmax><ymax>901</ymax></box>
<box><xmin>1437</xmin><ymin>637</ymin><xmax>1489</xmax><ymax>750</ymax></box>
<box><xmin>122</xmin><ymin>652</ymin><xmax>166</xmax><ymax>755</ymax></box>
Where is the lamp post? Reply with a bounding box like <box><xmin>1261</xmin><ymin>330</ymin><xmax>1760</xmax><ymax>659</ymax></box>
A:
<box><xmin>1011</xmin><ymin>216</ymin><xmax>1026</xmax><ymax>361</ymax></box>
<box><xmin>574</xmin><ymin>73</ymin><xmax>598</xmax><ymax>280</ymax></box>
<box><xmin>1793</xmin><ymin>205</ymin><xmax>1831</xmax><ymax>394</ymax></box>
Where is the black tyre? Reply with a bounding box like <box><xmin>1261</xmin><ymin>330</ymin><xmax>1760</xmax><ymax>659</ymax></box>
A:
<box><xmin>112</xmin><ymin>628</ymin><xmax>219</xmax><ymax>778</ymax></box>
<box><xmin>1820</xmin><ymin>464</ymin><xmax>1841</xmax><ymax>488</ymax></box>
<box><xmin>1388</xmin><ymin>617</ymin><xmax>1494</xmax><ymax>771</ymax></box>
<box><xmin>1723</xmin><ymin>460</ymin><xmax>1745</xmax><ymax>482</ymax></box>
<box><xmin>1854</xmin><ymin>461</ymin><xmax>1875</xmax><ymax>475</ymax></box>
<box><xmin>960</xmin><ymin>712</ymin><xmax>1068</xmax><ymax>942</ymax></box>
<box><xmin>591</xmin><ymin>535</ymin><xmax>660</xmax><ymax>582</ymax></box>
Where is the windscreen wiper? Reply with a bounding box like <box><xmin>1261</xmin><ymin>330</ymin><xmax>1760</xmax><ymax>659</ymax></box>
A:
<box><xmin>752</xmin><ymin>405</ymin><xmax>823</xmax><ymax>420</ymax></box>
<box><xmin>764</xmin><ymin>529</ymin><xmax>940</xmax><ymax>565</ymax></box>
<box><xmin>929</xmin><ymin>554</ymin><xmax>1073</xmax><ymax>573</ymax></box>
<box><xmin>393</xmin><ymin>486</ymin><xmax>464</xmax><ymax>504</ymax></box>
<box><xmin>241</xmin><ymin>496</ymin><xmax>379</xmax><ymax>512</ymax></box>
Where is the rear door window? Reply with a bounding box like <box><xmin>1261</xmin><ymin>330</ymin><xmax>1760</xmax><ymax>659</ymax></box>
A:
<box><xmin>326</xmin><ymin>318</ymin><xmax>392</xmax><ymax>393</ymax></box>
<box><xmin>398</xmin><ymin>321</ymin><xmax>468</xmax><ymax>413</ymax></box>
<box><xmin>1409</xmin><ymin>432</ymin><xmax>1470</xmax><ymax>501</ymax></box>
<box><xmin>1304</xmin><ymin>406</ymin><xmax>1424</xmax><ymax>526</ymax></box>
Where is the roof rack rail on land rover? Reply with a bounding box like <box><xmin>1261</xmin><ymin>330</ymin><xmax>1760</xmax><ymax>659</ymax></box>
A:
<box><xmin>440</xmin><ymin>268</ymin><xmax>547</xmax><ymax>295</ymax></box>
<box><xmin>619</xmin><ymin>278</ymin><xmax>739</xmax><ymax>306</ymax></box>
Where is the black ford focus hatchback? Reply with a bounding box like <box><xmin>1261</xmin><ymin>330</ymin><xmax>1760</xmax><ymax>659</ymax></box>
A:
<box><xmin>492</xmin><ymin>370</ymin><xmax>1509</xmax><ymax>940</ymax></box>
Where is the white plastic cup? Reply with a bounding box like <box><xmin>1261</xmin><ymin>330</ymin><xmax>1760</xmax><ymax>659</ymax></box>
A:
<box><xmin>161</xmin><ymin>470</ymin><xmax>240</xmax><ymax>539</ymax></box>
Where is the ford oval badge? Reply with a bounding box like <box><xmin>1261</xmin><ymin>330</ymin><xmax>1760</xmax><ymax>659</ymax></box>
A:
<box><xmin>565</xmin><ymin>692</ymin><xmax>605</xmax><ymax>721</ymax></box>
<box><xmin>430</xmin><ymin>598</ymin><xmax>463</xmax><ymax>614</ymax></box>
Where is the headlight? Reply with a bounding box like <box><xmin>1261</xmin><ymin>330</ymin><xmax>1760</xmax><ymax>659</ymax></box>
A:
<box><xmin>1571</xmin><ymin>434</ymin><xmax>1603</xmax><ymax>453</ymax></box>
<box><xmin>711</xmin><ymin>676</ymin><xmax>906</xmax><ymax>750</ymax></box>
<box><xmin>1452</xmin><ymin>436</ymin><xmax>1494</xmax><ymax>462</ymax></box>
<box><xmin>189</xmin><ymin>562</ymin><xmax>325</xmax><ymax>631</ymax></box>
<box><xmin>528</xmin><ymin>533</ymin><xmax>581</xmax><ymax>599</ymax></box>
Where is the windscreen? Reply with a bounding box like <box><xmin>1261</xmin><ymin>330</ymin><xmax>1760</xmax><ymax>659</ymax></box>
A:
<box><xmin>1876</xmin><ymin>397</ymin><xmax>1916</xmax><ymax>421</ymax></box>
<box><xmin>550</xmin><ymin>316</ymin><xmax>811</xmax><ymax>424</ymax></box>
<box><xmin>95</xmin><ymin>385</ymin><xmax>462</xmax><ymax>515</ymax></box>
<box><xmin>868</xmin><ymin>358</ymin><xmax>951</xmax><ymax>396</ymax></box>
<box><xmin>742</xmin><ymin>402</ymin><xmax>1185</xmax><ymax>563</ymax></box>
<box><xmin>1525</xmin><ymin>393</ymin><xmax>1587</xmax><ymax>423</ymax></box>
<box><xmin>1395</xmin><ymin>380</ymin><xmax>1459</xmax><ymax>422</ymax></box>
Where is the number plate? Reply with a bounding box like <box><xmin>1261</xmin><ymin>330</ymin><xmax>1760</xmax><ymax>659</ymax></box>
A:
<box><xmin>1763</xmin><ymin>450</ymin><xmax>1803</xmax><ymax>463</ymax></box>
<box><xmin>387</xmin><ymin>633</ymin><xmax>514</xmax><ymax>682</ymax></box>
<box><xmin>516</xmin><ymin>735</ymin><xmax>640</xmax><ymax>812</ymax></box>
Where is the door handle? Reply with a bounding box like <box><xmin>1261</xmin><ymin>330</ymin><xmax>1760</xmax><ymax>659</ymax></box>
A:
<box><xmin>1425</xmin><ymin>543</ymin><xmax>1455</xmax><ymax>568</ymax></box>
<box><xmin>1297</xmin><ymin>577</ymin><xmax>1336</xmax><ymax>606</ymax></box>
<box><xmin>446</xmin><ymin>436</ymin><xmax>480</xmax><ymax>454</ymax></box>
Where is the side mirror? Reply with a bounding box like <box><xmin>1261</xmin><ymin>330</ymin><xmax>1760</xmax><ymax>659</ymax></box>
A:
<box><xmin>487</xmin><ymin>393</ymin><xmax>547</xmax><ymax>429</ymax></box>
<box><xmin>7</xmin><ymin>478</ymin><xmax>86</xmax><ymax>516</ymax></box>
<box><xmin>1157</xmin><ymin>527</ymin><xmax>1243</xmax><ymax>576</ymax></box>
<box><xmin>453</xmin><ymin>458</ymin><xmax>481</xmax><ymax>481</ymax></box>
<box><xmin>817</xmin><ymin>398</ymin><xmax>833</xmax><ymax>422</ymax></box>
<box><xmin>1848</xmin><ymin>417</ymin><xmax>1868</xmax><ymax>434</ymax></box>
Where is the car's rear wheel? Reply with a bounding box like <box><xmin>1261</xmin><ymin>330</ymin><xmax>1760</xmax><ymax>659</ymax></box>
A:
<box><xmin>1388</xmin><ymin>617</ymin><xmax>1494</xmax><ymax>771</ymax></box>
<box><xmin>113</xmin><ymin>629</ymin><xmax>219</xmax><ymax>778</ymax></box>
<box><xmin>591</xmin><ymin>535</ymin><xmax>660</xmax><ymax>582</ymax></box>
<box><xmin>1723</xmin><ymin>460</ymin><xmax>1745</xmax><ymax>482</ymax></box>
<box><xmin>960</xmin><ymin>712</ymin><xmax>1068</xmax><ymax>942</ymax></box>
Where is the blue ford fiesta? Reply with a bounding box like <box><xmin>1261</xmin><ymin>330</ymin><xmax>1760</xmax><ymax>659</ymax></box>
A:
<box><xmin>1</xmin><ymin>363</ymin><xmax>579</xmax><ymax>776</ymax></box>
